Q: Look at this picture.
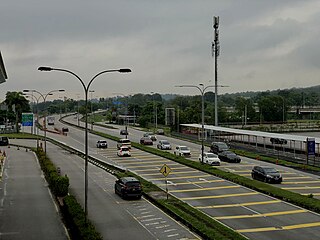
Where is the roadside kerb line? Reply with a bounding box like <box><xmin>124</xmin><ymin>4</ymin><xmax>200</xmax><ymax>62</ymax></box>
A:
<box><xmin>237</xmin><ymin>222</ymin><xmax>320</xmax><ymax>233</ymax></box>
<box><xmin>170</xmin><ymin>185</ymin><xmax>240</xmax><ymax>193</ymax></box>
<box><xmin>215</xmin><ymin>209</ymin><xmax>307</xmax><ymax>220</ymax></box>
<box><xmin>195</xmin><ymin>200</ymin><xmax>282</xmax><ymax>209</ymax></box>
<box><xmin>180</xmin><ymin>192</ymin><xmax>258</xmax><ymax>200</ymax></box>
<box><xmin>282</xmin><ymin>186</ymin><xmax>320</xmax><ymax>190</ymax></box>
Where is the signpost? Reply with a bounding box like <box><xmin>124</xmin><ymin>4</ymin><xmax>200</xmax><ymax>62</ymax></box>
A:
<box><xmin>22</xmin><ymin>113</ymin><xmax>34</xmax><ymax>134</ymax></box>
<box><xmin>306</xmin><ymin>137</ymin><xmax>316</xmax><ymax>165</ymax></box>
<box><xmin>160</xmin><ymin>164</ymin><xmax>171</xmax><ymax>199</ymax></box>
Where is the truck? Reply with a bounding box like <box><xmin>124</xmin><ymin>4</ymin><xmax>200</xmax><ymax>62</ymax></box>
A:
<box><xmin>47</xmin><ymin>116</ymin><xmax>55</xmax><ymax>125</ymax></box>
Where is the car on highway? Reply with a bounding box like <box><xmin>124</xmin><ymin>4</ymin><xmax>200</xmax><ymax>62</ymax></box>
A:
<box><xmin>157</xmin><ymin>140</ymin><xmax>172</xmax><ymax>150</ymax></box>
<box><xmin>143</xmin><ymin>132</ymin><xmax>157</xmax><ymax>141</ymax></box>
<box><xmin>156</xmin><ymin>129</ymin><xmax>164</xmax><ymax>135</ymax></box>
<box><xmin>0</xmin><ymin>136</ymin><xmax>9</xmax><ymax>146</ymax></box>
<box><xmin>96</xmin><ymin>140</ymin><xmax>108</xmax><ymax>148</ymax></box>
<box><xmin>117</xmin><ymin>138</ymin><xmax>131</xmax><ymax>149</ymax></box>
<box><xmin>120</xmin><ymin>129</ymin><xmax>128</xmax><ymax>135</ymax></box>
<box><xmin>218</xmin><ymin>151</ymin><xmax>241</xmax><ymax>163</ymax></box>
<box><xmin>199</xmin><ymin>152</ymin><xmax>220</xmax><ymax>165</ymax></box>
<box><xmin>251</xmin><ymin>166</ymin><xmax>282</xmax><ymax>183</ymax></box>
<box><xmin>210</xmin><ymin>141</ymin><xmax>229</xmax><ymax>154</ymax></box>
<box><xmin>270</xmin><ymin>138</ymin><xmax>287</xmax><ymax>145</ymax></box>
<box><xmin>114</xmin><ymin>177</ymin><xmax>142</xmax><ymax>199</ymax></box>
<box><xmin>117</xmin><ymin>146</ymin><xmax>131</xmax><ymax>157</ymax></box>
<box><xmin>140</xmin><ymin>137</ymin><xmax>153</xmax><ymax>145</ymax></box>
<box><xmin>174</xmin><ymin>146</ymin><xmax>191</xmax><ymax>157</ymax></box>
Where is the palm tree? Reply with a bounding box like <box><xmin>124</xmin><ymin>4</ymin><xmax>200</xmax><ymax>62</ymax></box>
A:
<box><xmin>4</xmin><ymin>91</ymin><xmax>30</xmax><ymax>133</ymax></box>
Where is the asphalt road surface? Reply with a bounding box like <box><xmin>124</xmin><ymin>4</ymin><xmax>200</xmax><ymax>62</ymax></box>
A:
<box><xmin>10</xmin><ymin>139</ymin><xmax>200</xmax><ymax>240</ymax></box>
<box><xmin>0</xmin><ymin>145</ymin><xmax>68</xmax><ymax>240</ymax></box>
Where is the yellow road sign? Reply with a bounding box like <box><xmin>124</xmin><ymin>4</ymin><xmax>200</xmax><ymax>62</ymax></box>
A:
<box><xmin>160</xmin><ymin>164</ymin><xmax>171</xmax><ymax>177</ymax></box>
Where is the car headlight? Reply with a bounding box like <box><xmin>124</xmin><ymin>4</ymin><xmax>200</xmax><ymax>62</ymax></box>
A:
<box><xmin>266</xmin><ymin>175</ymin><xmax>273</xmax><ymax>178</ymax></box>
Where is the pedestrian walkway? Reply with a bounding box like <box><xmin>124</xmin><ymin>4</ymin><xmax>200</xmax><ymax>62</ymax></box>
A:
<box><xmin>0</xmin><ymin>145</ymin><xmax>68</xmax><ymax>240</ymax></box>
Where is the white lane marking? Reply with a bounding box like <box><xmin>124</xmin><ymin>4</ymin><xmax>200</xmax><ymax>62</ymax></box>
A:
<box><xmin>167</xmin><ymin>181</ymin><xmax>176</xmax><ymax>186</ymax></box>
<box><xmin>141</xmin><ymin>217</ymin><xmax>163</xmax><ymax>222</ymax></box>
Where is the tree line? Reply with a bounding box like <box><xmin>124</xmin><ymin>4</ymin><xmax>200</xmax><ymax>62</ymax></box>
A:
<box><xmin>2</xmin><ymin>86</ymin><xmax>320</xmax><ymax>132</ymax></box>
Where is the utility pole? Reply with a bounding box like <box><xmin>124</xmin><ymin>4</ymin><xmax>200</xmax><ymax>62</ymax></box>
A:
<box><xmin>212</xmin><ymin>16</ymin><xmax>220</xmax><ymax>126</ymax></box>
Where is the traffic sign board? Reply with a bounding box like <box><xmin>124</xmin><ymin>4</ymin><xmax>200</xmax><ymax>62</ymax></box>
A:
<box><xmin>160</xmin><ymin>164</ymin><xmax>171</xmax><ymax>177</ymax></box>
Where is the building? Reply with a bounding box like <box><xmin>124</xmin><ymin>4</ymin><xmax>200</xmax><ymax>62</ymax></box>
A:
<box><xmin>0</xmin><ymin>51</ymin><xmax>8</xmax><ymax>84</ymax></box>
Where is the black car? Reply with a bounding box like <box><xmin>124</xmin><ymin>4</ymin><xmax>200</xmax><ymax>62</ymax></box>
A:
<box><xmin>120</xmin><ymin>129</ymin><xmax>128</xmax><ymax>135</ymax></box>
<box><xmin>0</xmin><ymin>136</ymin><xmax>8</xmax><ymax>146</ymax></box>
<box><xmin>251</xmin><ymin>166</ymin><xmax>282</xmax><ymax>183</ymax></box>
<box><xmin>115</xmin><ymin>177</ymin><xmax>142</xmax><ymax>199</ymax></box>
<box><xmin>218</xmin><ymin>151</ymin><xmax>241</xmax><ymax>163</ymax></box>
<box><xmin>210</xmin><ymin>142</ymin><xmax>229</xmax><ymax>154</ymax></box>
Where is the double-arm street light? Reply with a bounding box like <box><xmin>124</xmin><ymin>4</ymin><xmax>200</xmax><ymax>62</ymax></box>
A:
<box><xmin>89</xmin><ymin>90</ymin><xmax>95</xmax><ymax>130</ymax></box>
<box><xmin>150</xmin><ymin>92</ymin><xmax>157</xmax><ymax>130</ymax></box>
<box><xmin>38</xmin><ymin>66</ymin><xmax>131</xmax><ymax>222</ymax></box>
<box><xmin>23</xmin><ymin>93</ymin><xmax>42</xmax><ymax>146</ymax></box>
<box><xmin>175</xmin><ymin>84</ymin><xmax>227</xmax><ymax>164</ymax></box>
<box><xmin>23</xmin><ymin>89</ymin><xmax>65</xmax><ymax>154</ymax></box>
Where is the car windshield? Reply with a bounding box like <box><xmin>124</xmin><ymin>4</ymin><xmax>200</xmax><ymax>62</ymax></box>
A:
<box><xmin>162</xmin><ymin>141</ymin><xmax>169</xmax><ymax>144</ymax></box>
<box><xmin>217</xmin><ymin>143</ymin><xmax>228</xmax><ymax>149</ymax></box>
<box><xmin>121</xmin><ymin>147</ymin><xmax>129</xmax><ymax>151</ymax></box>
<box><xmin>99</xmin><ymin>140</ymin><xmax>107</xmax><ymax>143</ymax></box>
<box><xmin>126</xmin><ymin>182</ymin><xmax>140</xmax><ymax>187</ymax></box>
<box><xmin>264</xmin><ymin>168</ymin><xmax>278</xmax><ymax>173</ymax></box>
<box><xmin>206</xmin><ymin>153</ymin><xmax>217</xmax><ymax>158</ymax></box>
<box><xmin>180</xmin><ymin>146</ymin><xmax>189</xmax><ymax>151</ymax></box>
<box><xmin>121</xmin><ymin>140</ymin><xmax>131</xmax><ymax>143</ymax></box>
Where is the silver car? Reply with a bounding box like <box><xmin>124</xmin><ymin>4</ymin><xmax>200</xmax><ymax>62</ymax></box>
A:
<box><xmin>157</xmin><ymin>140</ymin><xmax>172</xmax><ymax>150</ymax></box>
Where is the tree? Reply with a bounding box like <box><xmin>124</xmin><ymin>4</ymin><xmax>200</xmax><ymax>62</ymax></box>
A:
<box><xmin>5</xmin><ymin>91</ymin><xmax>30</xmax><ymax>132</ymax></box>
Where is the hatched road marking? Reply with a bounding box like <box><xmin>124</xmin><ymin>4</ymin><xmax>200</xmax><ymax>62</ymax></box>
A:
<box><xmin>195</xmin><ymin>200</ymin><xmax>282</xmax><ymax>209</ymax></box>
<box><xmin>181</xmin><ymin>192</ymin><xmax>258</xmax><ymax>200</ymax></box>
<box><xmin>237</xmin><ymin>222</ymin><xmax>320</xmax><ymax>233</ymax></box>
<box><xmin>215</xmin><ymin>209</ymin><xmax>307</xmax><ymax>220</ymax></box>
<box><xmin>170</xmin><ymin>185</ymin><xmax>240</xmax><ymax>193</ymax></box>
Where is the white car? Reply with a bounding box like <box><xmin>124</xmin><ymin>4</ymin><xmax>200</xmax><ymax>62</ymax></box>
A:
<box><xmin>157</xmin><ymin>140</ymin><xmax>172</xmax><ymax>150</ymax></box>
<box><xmin>174</xmin><ymin>146</ymin><xmax>191</xmax><ymax>157</ymax></box>
<box><xmin>117</xmin><ymin>146</ymin><xmax>131</xmax><ymax>157</ymax></box>
<box><xmin>199</xmin><ymin>152</ymin><xmax>220</xmax><ymax>165</ymax></box>
<box><xmin>96</xmin><ymin>140</ymin><xmax>108</xmax><ymax>148</ymax></box>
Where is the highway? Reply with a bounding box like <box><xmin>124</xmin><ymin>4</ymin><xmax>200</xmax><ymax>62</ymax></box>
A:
<box><xmin>16</xmin><ymin>123</ymin><xmax>200</xmax><ymax>239</ymax></box>
<box><xmin>48</xmin><ymin>115</ymin><xmax>320</xmax><ymax>240</ymax></box>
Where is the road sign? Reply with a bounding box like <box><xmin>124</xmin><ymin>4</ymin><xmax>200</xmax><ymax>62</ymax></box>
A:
<box><xmin>160</xmin><ymin>164</ymin><xmax>171</xmax><ymax>177</ymax></box>
<box><xmin>307</xmin><ymin>137</ymin><xmax>315</xmax><ymax>156</ymax></box>
<box><xmin>22</xmin><ymin>113</ymin><xmax>33</xmax><ymax>126</ymax></box>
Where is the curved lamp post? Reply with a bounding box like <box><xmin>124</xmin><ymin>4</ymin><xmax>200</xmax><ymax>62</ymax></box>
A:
<box><xmin>23</xmin><ymin>89</ymin><xmax>65</xmax><ymax>154</ymax></box>
<box><xmin>112</xmin><ymin>92</ymin><xmax>129</xmax><ymax>139</ymax></box>
<box><xmin>175</xmin><ymin>84</ymin><xmax>228</xmax><ymax>164</ymax></box>
<box><xmin>23</xmin><ymin>93</ymin><xmax>42</xmax><ymax>147</ymax></box>
<box><xmin>38</xmin><ymin>66</ymin><xmax>131</xmax><ymax>222</ymax></box>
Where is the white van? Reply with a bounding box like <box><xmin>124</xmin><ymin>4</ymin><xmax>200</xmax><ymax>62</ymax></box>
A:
<box><xmin>117</xmin><ymin>139</ymin><xmax>131</xmax><ymax>149</ymax></box>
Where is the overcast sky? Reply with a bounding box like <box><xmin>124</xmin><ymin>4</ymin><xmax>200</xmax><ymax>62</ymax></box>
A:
<box><xmin>1</xmin><ymin>0</ymin><xmax>320</xmax><ymax>100</ymax></box>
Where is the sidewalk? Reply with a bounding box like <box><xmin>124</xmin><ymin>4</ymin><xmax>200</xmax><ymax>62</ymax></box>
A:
<box><xmin>0</xmin><ymin>145</ymin><xmax>68</xmax><ymax>240</ymax></box>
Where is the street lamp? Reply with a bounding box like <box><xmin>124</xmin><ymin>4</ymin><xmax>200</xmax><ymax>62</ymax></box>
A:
<box><xmin>38</xmin><ymin>66</ymin><xmax>131</xmax><ymax>222</ymax></box>
<box><xmin>175</xmin><ymin>84</ymin><xmax>213</xmax><ymax>164</ymax></box>
<box><xmin>23</xmin><ymin>89</ymin><xmax>65</xmax><ymax>154</ymax></box>
<box><xmin>113</xmin><ymin>93</ymin><xmax>129</xmax><ymax>139</ymax></box>
<box><xmin>150</xmin><ymin>92</ymin><xmax>157</xmax><ymax>131</ymax></box>
<box><xmin>175</xmin><ymin>84</ymin><xmax>228</xmax><ymax>164</ymax></box>
<box><xmin>89</xmin><ymin>90</ymin><xmax>95</xmax><ymax>130</ymax></box>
